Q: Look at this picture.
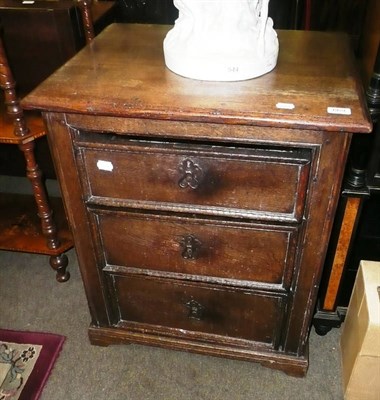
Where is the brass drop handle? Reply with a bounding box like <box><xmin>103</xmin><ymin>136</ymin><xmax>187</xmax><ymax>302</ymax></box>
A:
<box><xmin>179</xmin><ymin>234</ymin><xmax>201</xmax><ymax>260</ymax></box>
<box><xmin>185</xmin><ymin>299</ymin><xmax>205</xmax><ymax>321</ymax></box>
<box><xmin>178</xmin><ymin>159</ymin><xmax>203</xmax><ymax>190</ymax></box>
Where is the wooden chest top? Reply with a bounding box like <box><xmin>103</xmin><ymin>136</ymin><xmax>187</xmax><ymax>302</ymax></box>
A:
<box><xmin>22</xmin><ymin>23</ymin><xmax>371</xmax><ymax>134</ymax></box>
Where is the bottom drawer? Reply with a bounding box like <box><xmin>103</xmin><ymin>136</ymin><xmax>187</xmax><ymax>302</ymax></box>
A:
<box><xmin>109</xmin><ymin>274</ymin><xmax>287</xmax><ymax>348</ymax></box>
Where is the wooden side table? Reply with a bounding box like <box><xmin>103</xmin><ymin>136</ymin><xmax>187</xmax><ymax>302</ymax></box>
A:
<box><xmin>0</xmin><ymin>0</ymin><xmax>115</xmax><ymax>95</ymax></box>
<box><xmin>0</xmin><ymin>0</ymin><xmax>109</xmax><ymax>281</ymax></box>
<box><xmin>23</xmin><ymin>24</ymin><xmax>371</xmax><ymax>375</ymax></box>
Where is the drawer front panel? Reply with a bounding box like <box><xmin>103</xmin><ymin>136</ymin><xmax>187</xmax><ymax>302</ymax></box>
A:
<box><xmin>111</xmin><ymin>274</ymin><xmax>285</xmax><ymax>346</ymax></box>
<box><xmin>95</xmin><ymin>210</ymin><xmax>297</xmax><ymax>289</ymax></box>
<box><xmin>78</xmin><ymin>140</ymin><xmax>311</xmax><ymax>221</ymax></box>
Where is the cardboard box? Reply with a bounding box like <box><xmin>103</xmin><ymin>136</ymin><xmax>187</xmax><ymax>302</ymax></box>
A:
<box><xmin>340</xmin><ymin>260</ymin><xmax>380</xmax><ymax>400</ymax></box>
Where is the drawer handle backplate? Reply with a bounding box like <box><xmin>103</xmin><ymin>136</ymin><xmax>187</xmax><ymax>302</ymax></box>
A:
<box><xmin>178</xmin><ymin>159</ymin><xmax>203</xmax><ymax>190</ymax></box>
<box><xmin>180</xmin><ymin>234</ymin><xmax>201</xmax><ymax>260</ymax></box>
<box><xmin>185</xmin><ymin>299</ymin><xmax>205</xmax><ymax>321</ymax></box>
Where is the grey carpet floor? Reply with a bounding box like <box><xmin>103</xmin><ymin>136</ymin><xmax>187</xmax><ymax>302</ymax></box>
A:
<box><xmin>0</xmin><ymin>249</ymin><xmax>344</xmax><ymax>400</ymax></box>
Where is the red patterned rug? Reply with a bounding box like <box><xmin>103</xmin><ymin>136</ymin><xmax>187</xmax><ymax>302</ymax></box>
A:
<box><xmin>0</xmin><ymin>329</ymin><xmax>65</xmax><ymax>400</ymax></box>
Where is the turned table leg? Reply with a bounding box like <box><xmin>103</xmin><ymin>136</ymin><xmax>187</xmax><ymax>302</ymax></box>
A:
<box><xmin>19</xmin><ymin>140</ymin><xmax>70</xmax><ymax>282</ymax></box>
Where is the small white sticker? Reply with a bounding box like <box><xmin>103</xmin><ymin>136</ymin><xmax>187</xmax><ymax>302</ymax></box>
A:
<box><xmin>22</xmin><ymin>1</ymin><xmax>35</xmax><ymax>4</ymax></box>
<box><xmin>276</xmin><ymin>102</ymin><xmax>295</xmax><ymax>110</ymax></box>
<box><xmin>97</xmin><ymin>160</ymin><xmax>114</xmax><ymax>172</ymax></box>
<box><xmin>327</xmin><ymin>107</ymin><xmax>352</xmax><ymax>115</ymax></box>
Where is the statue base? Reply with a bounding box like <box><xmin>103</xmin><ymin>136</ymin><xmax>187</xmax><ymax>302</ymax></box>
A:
<box><xmin>163</xmin><ymin>50</ymin><xmax>278</xmax><ymax>82</ymax></box>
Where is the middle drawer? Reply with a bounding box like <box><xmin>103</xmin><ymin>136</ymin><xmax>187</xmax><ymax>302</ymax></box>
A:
<box><xmin>92</xmin><ymin>210</ymin><xmax>299</xmax><ymax>290</ymax></box>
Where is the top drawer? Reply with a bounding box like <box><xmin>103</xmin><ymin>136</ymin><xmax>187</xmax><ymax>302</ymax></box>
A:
<box><xmin>75</xmin><ymin>134</ymin><xmax>311</xmax><ymax>222</ymax></box>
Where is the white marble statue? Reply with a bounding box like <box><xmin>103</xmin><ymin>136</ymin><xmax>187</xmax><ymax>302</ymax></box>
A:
<box><xmin>163</xmin><ymin>0</ymin><xmax>279</xmax><ymax>81</ymax></box>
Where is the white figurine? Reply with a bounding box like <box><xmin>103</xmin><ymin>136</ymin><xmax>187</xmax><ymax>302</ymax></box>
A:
<box><xmin>163</xmin><ymin>0</ymin><xmax>279</xmax><ymax>81</ymax></box>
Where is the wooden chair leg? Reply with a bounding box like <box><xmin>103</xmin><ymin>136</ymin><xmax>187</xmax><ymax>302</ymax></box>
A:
<box><xmin>18</xmin><ymin>140</ymin><xmax>70</xmax><ymax>282</ymax></box>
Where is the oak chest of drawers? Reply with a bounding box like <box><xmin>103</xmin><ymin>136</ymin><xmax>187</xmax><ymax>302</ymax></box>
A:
<box><xmin>23</xmin><ymin>24</ymin><xmax>371</xmax><ymax>376</ymax></box>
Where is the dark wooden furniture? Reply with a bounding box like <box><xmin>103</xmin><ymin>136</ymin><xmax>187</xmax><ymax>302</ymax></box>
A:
<box><xmin>0</xmin><ymin>0</ymin><xmax>96</xmax><ymax>281</ymax></box>
<box><xmin>313</xmin><ymin>46</ymin><xmax>380</xmax><ymax>334</ymax></box>
<box><xmin>313</xmin><ymin>0</ymin><xmax>380</xmax><ymax>334</ymax></box>
<box><xmin>113</xmin><ymin>0</ymin><xmax>177</xmax><ymax>24</ymax></box>
<box><xmin>23</xmin><ymin>24</ymin><xmax>371</xmax><ymax>375</ymax></box>
<box><xmin>114</xmin><ymin>0</ymin><xmax>305</xmax><ymax>29</ymax></box>
<box><xmin>0</xmin><ymin>0</ymin><xmax>116</xmax><ymax>179</ymax></box>
<box><xmin>0</xmin><ymin>0</ymin><xmax>115</xmax><ymax>95</ymax></box>
<box><xmin>308</xmin><ymin>0</ymin><xmax>369</xmax><ymax>50</ymax></box>
<box><xmin>269</xmin><ymin>0</ymin><xmax>305</xmax><ymax>29</ymax></box>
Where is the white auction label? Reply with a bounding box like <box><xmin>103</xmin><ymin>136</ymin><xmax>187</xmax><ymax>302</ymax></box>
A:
<box><xmin>97</xmin><ymin>160</ymin><xmax>114</xmax><ymax>172</ymax></box>
<box><xmin>327</xmin><ymin>107</ymin><xmax>352</xmax><ymax>115</ymax></box>
<box><xmin>276</xmin><ymin>102</ymin><xmax>295</xmax><ymax>110</ymax></box>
